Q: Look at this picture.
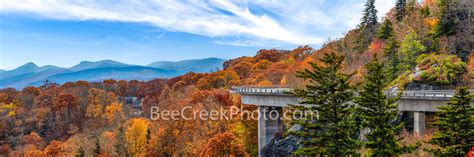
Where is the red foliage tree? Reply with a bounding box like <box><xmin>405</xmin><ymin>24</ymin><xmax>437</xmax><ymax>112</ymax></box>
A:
<box><xmin>0</xmin><ymin>88</ymin><xmax>18</xmax><ymax>104</ymax></box>
<box><xmin>231</xmin><ymin>61</ymin><xmax>253</xmax><ymax>79</ymax></box>
<box><xmin>22</xmin><ymin>132</ymin><xmax>44</xmax><ymax>147</ymax></box>
<box><xmin>255</xmin><ymin>49</ymin><xmax>281</xmax><ymax>62</ymax></box>
<box><xmin>22</xmin><ymin>86</ymin><xmax>41</xmax><ymax>97</ymax></box>
<box><xmin>53</xmin><ymin>93</ymin><xmax>80</xmax><ymax>132</ymax></box>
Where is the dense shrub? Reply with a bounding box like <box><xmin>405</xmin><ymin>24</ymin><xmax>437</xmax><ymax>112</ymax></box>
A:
<box><xmin>415</xmin><ymin>53</ymin><xmax>466</xmax><ymax>84</ymax></box>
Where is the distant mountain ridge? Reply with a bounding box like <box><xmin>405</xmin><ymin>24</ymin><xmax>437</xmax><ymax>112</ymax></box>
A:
<box><xmin>29</xmin><ymin>66</ymin><xmax>177</xmax><ymax>86</ymax></box>
<box><xmin>148</xmin><ymin>57</ymin><xmax>224</xmax><ymax>73</ymax></box>
<box><xmin>0</xmin><ymin>62</ymin><xmax>63</xmax><ymax>80</ymax></box>
<box><xmin>0</xmin><ymin>58</ymin><xmax>225</xmax><ymax>89</ymax></box>
<box><xmin>69</xmin><ymin>60</ymin><xmax>130</xmax><ymax>71</ymax></box>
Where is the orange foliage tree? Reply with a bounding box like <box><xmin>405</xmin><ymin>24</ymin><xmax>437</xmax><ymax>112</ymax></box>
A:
<box><xmin>465</xmin><ymin>54</ymin><xmax>474</xmax><ymax>85</ymax></box>
<box><xmin>198</xmin><ymin>132</ymin><xmax>248</xmax><ymax>157</ymax></box>
<box><xmin>256</xmin><ymin>80</ymin><xmax>273</xmax><ymax>86</ymax></box>
<box><xmin>99</xmin><ymin>131</ymin><xmax>117</xmax><ymax>156</ymax></box>
<box><xmin>44</xmin><ymin>140</ymin><xmax>65</xmax><ymax>156</ymax></box>
<box><xmin>368</xmin><ymin>39</ymin><xmax>383</xmax><ymax>56</ymax></box>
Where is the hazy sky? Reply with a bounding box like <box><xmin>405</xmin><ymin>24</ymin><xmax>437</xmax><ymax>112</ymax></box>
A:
<box><xmin>0</xmin><ymin>0</ymin><xmax>393</xmax><ymax>70</ymax></box>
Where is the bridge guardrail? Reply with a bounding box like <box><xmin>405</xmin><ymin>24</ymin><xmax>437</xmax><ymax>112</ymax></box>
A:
<box><xmin>231</xmin><ymin>86</ymin><xmax>474</xmax><ymax>101</ymax></box>
<box><xmin>230</xmin><ymin>86</ymin><xmax>293</xmax><ymax>95</ymax></box>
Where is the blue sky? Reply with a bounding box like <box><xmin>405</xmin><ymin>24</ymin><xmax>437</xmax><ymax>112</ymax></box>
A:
<box><xmin>0</xmin><ymin>0</ymin><xmax>393</xmax><ymax>70</ymax></box>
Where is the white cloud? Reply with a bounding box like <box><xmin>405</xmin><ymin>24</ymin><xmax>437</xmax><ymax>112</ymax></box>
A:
<box><xmin>375</xmin><ymin>0</ymin><xmax>396</xmax><ymax>20</ymax></box>
<box><xmin>213</xmin><ymin>37</ymin><xmax>288</xmax><ymax>47</ymax></box>
<box><xmin>0</xmin><ymin>0</ymin><xmax>395</xmax><ymax>46</ymax></box>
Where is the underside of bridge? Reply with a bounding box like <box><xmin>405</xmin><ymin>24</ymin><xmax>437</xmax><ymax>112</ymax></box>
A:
<box><xmin>258</xmin><ymin>107</ymin><xmax>284</xmax><ymax>156</ymax></box>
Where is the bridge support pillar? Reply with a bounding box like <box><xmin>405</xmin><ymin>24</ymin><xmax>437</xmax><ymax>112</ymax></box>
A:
<box><xmin>414</xmin><ymin>111</ymin><xmax>426</xmax><ymax>135</ymax></box>
<box><xmin>258</xmin><ymin>106</ymin><xmax>284</xmax><ymax>157</ymax></box>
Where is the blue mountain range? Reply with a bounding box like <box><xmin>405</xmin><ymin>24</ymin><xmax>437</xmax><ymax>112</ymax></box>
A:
<box><xmin>0</xmin><ymin>58</ymin><xmax>225</xmax><ymax>89</ymax></box>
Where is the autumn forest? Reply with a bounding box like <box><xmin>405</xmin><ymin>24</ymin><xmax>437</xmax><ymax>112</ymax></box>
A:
<box><xmin>1</xmin><ymin>0</ymin><xmax>474</xmax><ymax>157</ymax></box>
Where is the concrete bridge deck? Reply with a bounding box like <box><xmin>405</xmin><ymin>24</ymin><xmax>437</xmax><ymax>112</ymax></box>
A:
<box><xmin>230</xmin><ymin>86</ymin><xmax>473</xmax><ymax>156</ymax></box>
<box><xmin>230</xmin><ymin>86</ymin><xmax>469</xmax><ymax>100</ymax></box>
<box><xmin>230</xmin><ymin>86</ymin><xmax>473</xmax><ymax>111</ymax></box>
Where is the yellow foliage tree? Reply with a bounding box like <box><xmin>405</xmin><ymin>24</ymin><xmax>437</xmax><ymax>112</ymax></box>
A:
<box><xmin>223</xmin><ymin>69</ymin><xmax>240</xmax><ymax>86</ymax></box>
<box><xmin>105</xmin><ymin>103</ymin><xmax>124</xmax><ymax>125</ymax></box>
<box><xmin>279</xmin><ymin>76</ymin><xmax>288</xmax><ymax>85</ymax></box>
<box><xmin>125</xmin><ymin>118</ymin><xmax>150</xmax><ymax>157</ymax></box>
<box><xmin>86</xmin><ymin>88</ymin><xmax>106</xmax><ymax>119</ymax></box>
<box><xmin>254</xmin><ymin>59</ymin><xmax>271</xmax><ymax>70</ymax></box>
<box><xmin>0</xmin><ymin>103</ymin><xmax>17</xmax><ymax>117</ymax></box>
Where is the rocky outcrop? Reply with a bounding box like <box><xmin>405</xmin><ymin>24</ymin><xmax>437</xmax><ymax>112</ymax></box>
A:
<box><xmin>262</xmin><ymin>125</ymin><xmax>303</xmax><ymax>157</ymax></box>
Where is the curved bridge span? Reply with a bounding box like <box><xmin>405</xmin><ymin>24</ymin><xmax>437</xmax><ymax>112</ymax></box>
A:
<box><xmin>230</xmin><ymin>86</ymin><xmax>473</xmax><ymax>111</ymax></box>
<box><xmin>230</xmin><ymin>86</ymin><xmax>474</xmax><ymax>156</ymax></box>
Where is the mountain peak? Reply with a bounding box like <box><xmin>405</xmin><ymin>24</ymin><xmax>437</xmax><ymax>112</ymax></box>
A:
<box><xmin>0</xmin><ymin>62</ymin><xmax>41</xmax><ymax>80</ymax></box>
<box><xmin>13</xmin><ymin>62</ymin><xmax>39</xmax><ymax>72</ymax></box>
<box><xmin>19</xmin><ymin>62</ymin><xmax>39</xmax><ymax>68</ymax></box>
<box><xmin>78</xmin><ymin>61</ymin><xmax>93</xmax><ymax>64</ymax></box>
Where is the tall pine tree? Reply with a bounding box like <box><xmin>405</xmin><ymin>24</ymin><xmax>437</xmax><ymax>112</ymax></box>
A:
<box><xmin>378</xmin><ymin>19</ymin><xmax>400</xmax><ymax>80</ymax></box>
<box><xmin>377</xmin><ymin>19</ymin><xmax>394</xmax><ymax>40</ymax></box>
<box><xmin>394</xmin><ymin>0</ymin><xmax>407</xmax><ymax>21</ymax></box>
<box><xmin>435</xmin><ymin>0</ymin><xmax>457</xmax><ymax>37</ymax></box>
<box><xmin>356</xmin><ymin>0</ymin><xmax>378</xmax><ymax>52</ymax></box>
<box><xmin>427</xmin><ymin>87</ymin><xmax>474</xmax><ymax>156</ymax></box>
<box><xmin>361</xmin><ymin>0</ymin><xmax>378</xmax><ymax>28</ymax></box>
<box><xmin>289</xmin><ymin>52</ymin><xmax>359</xmax><ymax>156</ymax></box>
<box><xmin>356</xmin><ymin>56</ymin><xmax>418</xmax><ymax>156</ymax></box>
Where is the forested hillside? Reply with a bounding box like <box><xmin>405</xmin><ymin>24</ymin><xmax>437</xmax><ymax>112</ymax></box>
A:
<box><xmin>0</xmin><ymin>0</ymin><xmax>473</xmax><ymax>156</ymax></box>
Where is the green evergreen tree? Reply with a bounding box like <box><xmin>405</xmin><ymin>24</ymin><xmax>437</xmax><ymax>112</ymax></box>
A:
<box><xmin>395</xmin><ymin>0</ymin><xmax>407</xmax><ymax>21</ymax></box>
<box><xmin>377</xmin><ymin>19</ymin><xmax>394</xmax><ymax>40</ymax></box>
<box><xmin>420</xmin><ymin>5</ymin><xmax>431</xmax><ymax>17</ymax></box>
<box><xmin>289</xmin><ymin>52</ymin><xmax>359</xmax><ymax>156</ymax></box>
<box><xmin>356</xmin><ymin>56</ymin><xmax>418</xmax><ymax>156</ymax></box>
<box><xmin>384</xmin><ymin>40</ymin><xmax>400</xmax><ymax>81</ymax></box>
<box><xmin>427</xmin><ymin>87</ymin><xmax>474</xmax><ymax>156</ymax></box>
<box><xmin>435</xmin><ymin>0</ymin><xmax>457</xmax><ymax>37</ymax></box>
<box><xmin>398</xmin><ymin>28</ymin><xmax>426</xmax><ymax>71</ymax></box>
<box><xmin>356</xmin><ymin>0</ymin><xmax>379</xmax><ymax>52</ymax></box>
<box><xmin>361</xmin><ymin>0</ymin><xmax>378</xmax><ymax>28</ymax></box>
<box><xmin>378</xmin><ymin>19</ymin><xmax>400</xmax><ymax>80</ymax></box>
